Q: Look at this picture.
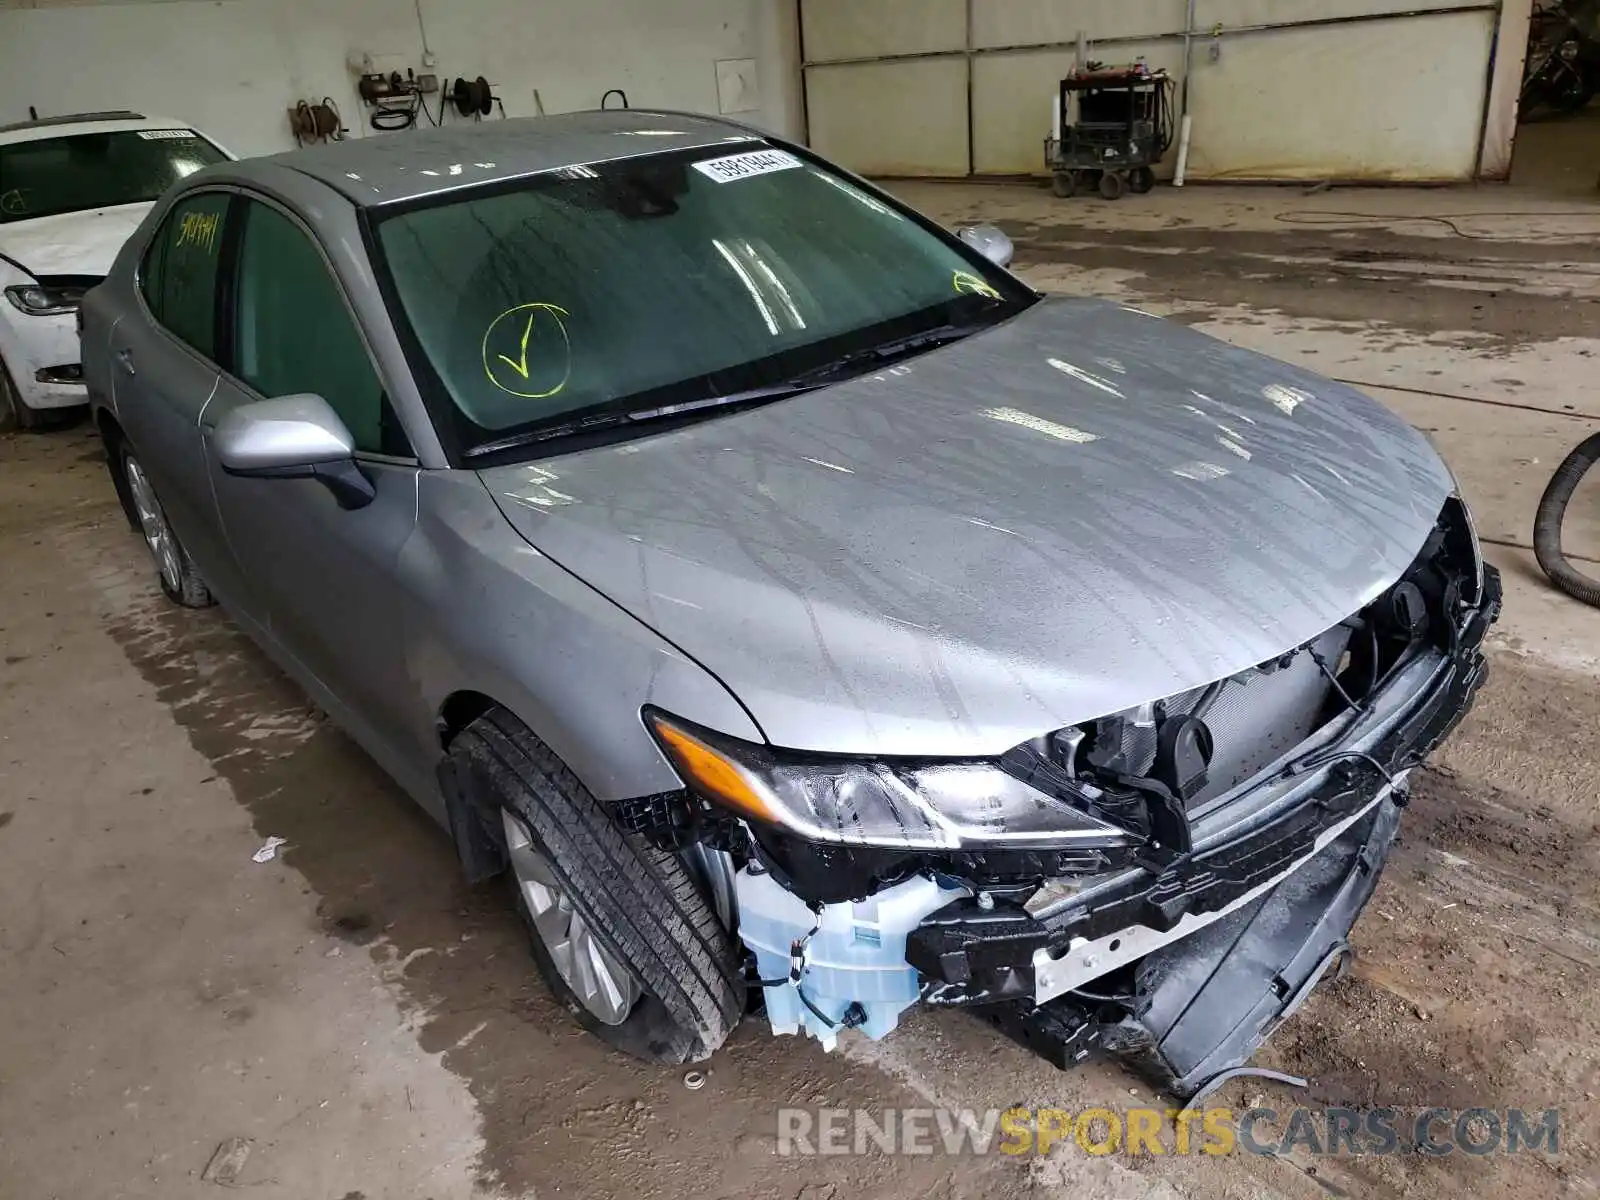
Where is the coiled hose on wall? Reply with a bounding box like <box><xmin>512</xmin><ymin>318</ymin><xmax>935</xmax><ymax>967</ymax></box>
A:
<box><xmin>1533</xmin><ymin>431</ymin><xmax>1600</xmax><ymax>608</ymax></box>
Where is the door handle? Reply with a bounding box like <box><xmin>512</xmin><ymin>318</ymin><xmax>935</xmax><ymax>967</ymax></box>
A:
<box><xmin>114</xmin><ymin>347</ymin><xmax>136</xmax><ymax>376</ymax></box>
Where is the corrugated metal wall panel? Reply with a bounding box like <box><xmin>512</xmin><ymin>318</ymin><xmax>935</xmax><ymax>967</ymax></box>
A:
<box><xmin>1185</xmin><ymin>11</ymin><xmax>1497</xmax><ymax>181</ymax></box>
<box><xmin>800</xmin><ymin>0</ymin><xmax>965</xmax><ymax>61</ymax></box>
<box><xmin>971</xmin><ymin>0</ymin><xmax>1186</xmax><ymax>49</ymax></box>
<box><xmin>800</xmin><ymin>0</ymin><xmax>1513</xmax><ymax>183</ymax></box>
<box><xmin>804</xmin><ymin>58</ymin><xmax>971</xmax><ymax>176</ymax></box>
<box><xmin>1199</xmin><ymin>0</ymin><xmax>1491</xmax><ymax>24</ymax></box>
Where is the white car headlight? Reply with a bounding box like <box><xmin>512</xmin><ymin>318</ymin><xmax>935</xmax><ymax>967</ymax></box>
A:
<box><xmin>5</xmin><ymin>283</ymin><xmax>85</xmax><ymax>316</ymax></box>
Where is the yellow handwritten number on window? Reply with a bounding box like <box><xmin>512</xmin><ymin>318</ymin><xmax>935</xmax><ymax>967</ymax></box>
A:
<box><xmin>481</xmin><ymin>303</ymin><xmax>572</xmax><ymax>399</ymax></box>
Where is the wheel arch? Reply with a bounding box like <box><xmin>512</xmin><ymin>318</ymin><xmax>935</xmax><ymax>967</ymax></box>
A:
<box><xmin>94</xmin><ymin>405</ymin><xmax>141</xmax><ymax>531</ymax></box>
<box><xmin>436</xmin><ymin>687</ymin><xmax>498</xmax><ymax>752</ymax></box>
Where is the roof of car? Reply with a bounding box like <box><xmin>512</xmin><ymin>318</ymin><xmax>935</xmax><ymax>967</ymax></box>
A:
<box><xmin>0</xmin><ymin>113</ymin><xmax>203</xmax><ymax>145</ymax></box>
<box><xmin>254</xmin><ymin>109</ymin><xmax>766</xmax><ymax>206</ymax></box>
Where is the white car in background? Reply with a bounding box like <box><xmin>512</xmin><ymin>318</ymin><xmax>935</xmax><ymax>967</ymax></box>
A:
<box><xmin>0</xmin><ymin>111</ymin><xmax>229</xmax><ymax>430</ymax></box>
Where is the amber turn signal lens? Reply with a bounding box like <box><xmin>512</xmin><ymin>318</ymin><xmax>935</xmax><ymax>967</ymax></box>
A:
<box><xmin>650</xmin><ymin>718</ymin><xmax>779</xmax><ymax>825</ymax></box>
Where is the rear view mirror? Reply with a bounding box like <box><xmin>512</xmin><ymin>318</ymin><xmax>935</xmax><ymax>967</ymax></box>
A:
<box><xmin>957</xmin><ymin>223</ymin><xmax>1014</xmax><ymax>268</ymax></box>
<box><xmin>214</xmin><ymin>394</ymin><xmax>374</xmax><ymax>509</ymax></box>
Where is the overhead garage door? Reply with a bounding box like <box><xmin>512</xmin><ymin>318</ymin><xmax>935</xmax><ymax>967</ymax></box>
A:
<box><xmin>800</xmin><ymin>0</ymin><xmax>1523</xmax><ymax>182</ymax></box>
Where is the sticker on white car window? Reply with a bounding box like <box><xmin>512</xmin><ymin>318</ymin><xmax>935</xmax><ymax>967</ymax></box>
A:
<box><xmin>136</xmin><ymin>129</ymin><xmax>199</xmax><ymax>140</ymax></box>
<box><xmin>691</xmin><ymin>149</ymin><xmax>801</xmax><ymax>184</ymax></box>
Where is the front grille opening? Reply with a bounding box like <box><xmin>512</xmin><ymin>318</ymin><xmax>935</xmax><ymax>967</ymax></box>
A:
<box><xmin>1031</xmin><ymin>499</ymin><xmax>1481</xmax><ymax>837</ymax></box>
<box><xmin>1074</xmin><ymin>623</ymin><xmax>1354</xmax><ymax>809</ymax></box>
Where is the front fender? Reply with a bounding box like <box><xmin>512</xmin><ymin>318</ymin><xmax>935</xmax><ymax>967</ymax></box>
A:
<box><xmin>405</xmin><ymin>470</ymin><xmax>764</xmax><ymax>805</ymax></box>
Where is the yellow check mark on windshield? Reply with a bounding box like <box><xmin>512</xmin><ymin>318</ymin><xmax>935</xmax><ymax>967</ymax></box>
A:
<box><xmin>496</xmin><ymin>310</ymin><xmax>537</xmax><ymax>380</ymax></box>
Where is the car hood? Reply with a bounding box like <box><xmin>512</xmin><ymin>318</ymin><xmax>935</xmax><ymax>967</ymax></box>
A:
<box><xmin>0</xmin><ymin>202</ymin><xmax>151</xmax><ymax>277</ymax></box>
<box><xmin>481</xmin><ymin>297</ymin><xmax>1454</xmax><ymax>757</ymax></box>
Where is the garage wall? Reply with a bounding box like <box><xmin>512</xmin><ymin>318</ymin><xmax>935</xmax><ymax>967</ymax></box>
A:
<box><xmin>800</xmin><ymin>0</ymin><xmax>1528</xmax><ymax>182</ymax></box>
<box><xmin>0</xmin><ymin>0</ymin><xmax>804</xmax><ymax>157</ymax></box>
<box><xmin>1184</xmin><ymin>11</ymin><xmax>1497</xmax><ymax>181</ymax></box>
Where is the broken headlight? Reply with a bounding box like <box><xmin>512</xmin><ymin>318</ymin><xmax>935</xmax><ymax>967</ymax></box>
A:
<box><xmin>646</xmin><ymin>710</ymin><xmax>1126</xmax><ymax>851</ymax></box>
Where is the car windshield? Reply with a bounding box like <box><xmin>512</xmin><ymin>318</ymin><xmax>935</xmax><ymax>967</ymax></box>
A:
<box><xmin>0</xmin><ymin>129</ymin><xmax>226</xmax><ymax>224</ymax></box>
<box><xmin>372</xmin><ymin>144</ymin><xmax>1033</xmax><ymax>456</ymax></box>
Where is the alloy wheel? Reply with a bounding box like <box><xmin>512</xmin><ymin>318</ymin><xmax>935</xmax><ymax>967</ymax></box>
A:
<box><xmin>502</xmin><ymin>809</ymin><xmax>642</xmax><ymax>1025</ymax></box>
<box><xmin>124</xmin><ymin>458</ymin><xmax>183</xmax><ymax>594</ymax></box>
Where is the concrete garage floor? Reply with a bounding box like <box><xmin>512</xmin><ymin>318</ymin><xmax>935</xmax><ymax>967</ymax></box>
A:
<box><xmin>3</xmin><ymin>145</ymin><xmax>1600</xmax><ymax>1199</ymax></box>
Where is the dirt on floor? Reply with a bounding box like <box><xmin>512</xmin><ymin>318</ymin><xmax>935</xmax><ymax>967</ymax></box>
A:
<box><xmin>4</xmin><ymin>165</ymin><xmax>1600</xmax><ymax>1200</ymax></box>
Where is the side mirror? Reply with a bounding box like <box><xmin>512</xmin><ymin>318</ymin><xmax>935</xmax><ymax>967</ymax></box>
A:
<box><xmin>214</xmin><ymin>394</ymin><xmax>375</xmax><ymax>510</ymax></box>
<box><xmin>957</xmin><ymin>223</ymin><xmax>1014</xmax><ymax>268</ymax></box>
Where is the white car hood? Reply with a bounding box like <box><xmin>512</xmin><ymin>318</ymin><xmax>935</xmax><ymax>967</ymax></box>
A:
<box><xmin>0</xmin><ymin>202</ymin><xmax>151</xmax><ymax>277</ymax></box>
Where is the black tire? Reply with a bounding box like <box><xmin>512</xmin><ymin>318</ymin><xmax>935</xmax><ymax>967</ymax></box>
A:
<box><xmin>0</xmin><ymin>354</ymin><xmax>41</xmax><ymax>432</ymax></box>
<box><xmin>1099</xmin><ymin>170</ymin><xmax>1127</xmax><ymax>200</ymax></box>
<box><xmin>119</xmin><ymin>445</ymin><xmax>214</xmax><ymax>608</ymax></box>
<box><xmin>1553</xmin><ymin>76</ymin><xmax>1595</xmax><ymax>113</ymax></box>
<box><xmin>1533</xmin><ymin>432</ymin><xmax>1600</xmax><ymax>608</ymax></box>
<box><xmin>1129</xmin><ymin>166</ymin><xmax>1155</xmax><ymax>194</ymax></box>
<box><xmin>1051</xmin><ymin>170</ymin><xmax>1077</xmax><ymax>199</ymax></box>
<box><xmin>451</xmin><ymin>708</ymin><xmax>743</xmax><ymax>1063</ymax></box>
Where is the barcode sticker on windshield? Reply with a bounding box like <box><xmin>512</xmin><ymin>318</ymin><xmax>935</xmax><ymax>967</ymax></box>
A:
<box><xmin>692</xmin><ymin>148</ymin><xmax>801</xmax><ymax>183</ymax></box>
<box><xmin>136</xmin><ymin>129</ymin><xmax>198</xmax><ymax>140</ymax></box>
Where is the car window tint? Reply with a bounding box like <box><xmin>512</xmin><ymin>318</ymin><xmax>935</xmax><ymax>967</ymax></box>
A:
<box><xmin>377</xmin><ymin>151</ymin><xmax>1003</xmax><ymax>436</ymax></box>
<box><xmin>0</xmin><ymin>130</ymin><xmax>227</xmax><ymax>224</ymax></box>
<box><xmin>139</xmin><ymin>222</ymin><xmax>167</xmax><ymax>319</ymax></box>
<box><xmin>233</xmin><ymin>200</ymin><xmax>408</xmax><ymax>456</ymax></box>
<box><xmin>144</xmin><ymin>191</ymin><xmax>228</xmax><ymax>356</ymax></box>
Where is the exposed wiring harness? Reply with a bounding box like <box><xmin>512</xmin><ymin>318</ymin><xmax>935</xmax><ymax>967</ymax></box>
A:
<box><xmin>1283</xmin><ymin>748</ymin><xmax>1397</xmax><ymax>790</ymax></box>
<box><xmin>749</xmin><ymin>915</ymin><xmax>867</xmax><ymax>1031</ymax></box>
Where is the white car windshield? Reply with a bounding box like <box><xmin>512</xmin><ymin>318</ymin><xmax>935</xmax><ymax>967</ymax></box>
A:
<box><xmin>373</xmin><ymin>144</ymin><xmax>1031</xmax><ymax>455</ymax></box>
<box><xmin>0</xmin><ymin>129</ymin><xmax>226</xmax><ymax>224</ymax></box>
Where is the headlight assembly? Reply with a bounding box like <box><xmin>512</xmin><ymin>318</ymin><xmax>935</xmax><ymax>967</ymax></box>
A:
<box><xmin>646</xmin><ymin>710</ymin><xmax>1126</xmax><ymax>851</ymax></box>
<box><xmin>5</xmin><ymin>283</ymin><xmax>85</xmax><ymax>316</ymax></box>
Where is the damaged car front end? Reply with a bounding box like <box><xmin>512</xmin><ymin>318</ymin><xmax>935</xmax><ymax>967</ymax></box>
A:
<box><xmin>85</xmin><ymin>114</ymin><xmax>1502</xmax><ymax>1083</ymax></box>
<box><xmin>635</xmin><ymin>497</ymin><xmax>1498</xmax><ymax>1096</ymax></box>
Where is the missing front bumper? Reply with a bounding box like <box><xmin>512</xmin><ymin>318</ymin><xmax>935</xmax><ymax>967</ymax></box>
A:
<box><xmin>985</xmin><ymin>790</ymin><xmax>1402</xmax><ymax>1098</ymax></box>
<box><xmin>906</xmin><ymin>565</ymin><xmax>1499</xmax><ymax>1091</ymax></box>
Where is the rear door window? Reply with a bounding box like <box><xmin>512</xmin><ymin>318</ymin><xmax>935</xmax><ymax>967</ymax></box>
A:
<box><xmin>140</xmin><ymin>191</ymin><xmax>229</xmax><ymax>358</ymax></box>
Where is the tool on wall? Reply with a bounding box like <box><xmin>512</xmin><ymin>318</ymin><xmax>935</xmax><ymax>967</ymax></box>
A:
<box><xmin>446</xmin><ymin>76</ymin><xmax>505</xmax><ymax>121</ymax></box>
<box><xmin>357</xmin><ymin>69</ymin><xmax>441</xmax><ymax>131</ymax></box>
<box><xmin>287</xmin><ymin>98</ymin><xmax>346</xmax><ymax>146</ymax></box>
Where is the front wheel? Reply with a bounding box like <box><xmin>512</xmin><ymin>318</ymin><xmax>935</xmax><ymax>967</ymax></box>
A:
<box><xmin>1553</xmin><ymin>71</ymin><xmax>1596</xmax><ymax>113</ymax></box>
<box><xmin>1533</xmin><ymin>431</ymin><xmax>1600</xmax><ymax>608</ymax></box>
<box><xmin>451</xmin><ymin>708</ymin><xmax>744</xmax><ymax>1062</ymax></box>
<box><xmin>0</xmin><ymin>355</ymin><xmax>41</xmax><ymax>432</ymax></box>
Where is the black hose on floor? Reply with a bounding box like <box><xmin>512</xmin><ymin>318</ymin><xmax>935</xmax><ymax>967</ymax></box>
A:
<box><xmin>1533</xmin><ymin>431</ymin><xmax>1600</xmax><ymax>608</ymax></box>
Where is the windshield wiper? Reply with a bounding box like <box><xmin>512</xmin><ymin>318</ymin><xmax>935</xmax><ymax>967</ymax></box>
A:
<box><xmin>463</xmin><ymin>409</ymin><xmax>635</xmax><ymax>459</ymax></box>
<box><xmin>623</xmin><ymin>380</ymin><xmax>829</xmax><ymax>424</ymax></box>
<box><xmin>462</xmin><ymin>381</ymin><xmax>826</xmax><ymax>460</ymax></box>
<box><xmin>790</xmin><ymin>318</ymin><xmax>996</xmax><ymax>384</ymax></box>
<box><xmin>463</xmin><ymin>315</ymin><xmax>1000</xmax><ymax>461</ymax></box>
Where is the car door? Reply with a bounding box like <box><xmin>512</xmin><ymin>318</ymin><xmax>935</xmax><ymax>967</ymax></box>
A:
<box><xmin>110</xmin><ymin>189</ymin><xmax>238</xmax><ymax>598</ymax></box>
<box><xmin>202</xmin><ymin>193</ymin><xmax>422</xmax><ymax>767</ymax></box>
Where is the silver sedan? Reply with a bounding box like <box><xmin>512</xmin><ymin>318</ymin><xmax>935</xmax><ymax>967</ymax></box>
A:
<box><xmin>81</xmin><ymin>110</ymin><xmax>1499</xmax><ymax>1091</ymax></box>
